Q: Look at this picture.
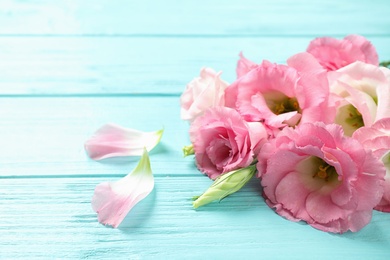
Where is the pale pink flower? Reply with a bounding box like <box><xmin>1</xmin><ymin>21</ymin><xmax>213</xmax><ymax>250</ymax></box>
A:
<box><xmin>353</xmin><ymin>118</ymin><xmax>390</xmax><ymax>212</ymax></box>
<box><xmin>307</xmin><ymin>34</ymin><xmax>379</xmax><ymax>71</ymax></box>
<box><xmin>225</xmin><ymin>58</ymin><xmax>334</xmax><ymax>137</ymax></box>
<box><xmin>190</xmin><ymin>106</ymin><xmax>267</xmax><ymax>180</ymax></box>
<box><xmin>257</xmin><ymin>123</ymin><xmax>385</xmax><ymax>233</ymax></box>
<box><xmin>329</xmin><ymin>62</ymin><xmax>390</xmax><ymax>136</ymax></box>
<box><xmin>84</xmin><ymin>123</ymin><xmax>163</xmax><ymax>160</ymax></box>
<box><xmin>180</xmin><ymin>67</ymin><xmax>229</xmax><ymax>122</ymax></box>
<box><xmin>92</xmin><ymin>149</ymin><xmax>154</xmax><ymax>228</ymax></box>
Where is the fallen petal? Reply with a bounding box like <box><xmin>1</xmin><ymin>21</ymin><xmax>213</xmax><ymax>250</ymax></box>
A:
<box><xmin>91</xmin><ymin>148</ymin><xmax>154</xmax><ymax>228</ymax></box>
<box><xmin>85</xmin><ymin>123</ymin><xmax>163</xmax><ymax>160</ymax></box>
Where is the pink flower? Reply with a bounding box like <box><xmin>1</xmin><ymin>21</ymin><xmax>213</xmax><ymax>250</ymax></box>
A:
<box><xmin>190</xmin><ymin>106</ymin><xmax>267</xmax><ymax>180</ymax></box>
<box><xmin>257</xmin><ymin>123</ymin><xmax>385</xmax><ymax>233</ymax></box>
<box><xmin>180</xmin><ymin>68</ymin><xmax>229</xmax><ymax>122</ymax></box>
<box><xmin>92</xmin><ymin>149</ymin><xmax>154</xmax><ymax>228</ymax></box>
<box><xmin>84</xmin><ymin>123</ymin><xmax>163</xmax><ymax>160</ymax></box>
<box><xmin>329</xmin><ymin>62</ymin><xmax>390</xmax><ymax>136</ymax></box>
<box><xmin>225</xmin><ymin>59</ymin><xmax>334</xmax><ymax>137</ymax></box>
<box><xmin>307</xmin><ymin>34</ymin><xmax>379</xmax><ymax>71</ymax></box>
<box><xmin>353</xmin><ymin>118</ymin><xmax>390</xmax><ymax>212</ymax></box>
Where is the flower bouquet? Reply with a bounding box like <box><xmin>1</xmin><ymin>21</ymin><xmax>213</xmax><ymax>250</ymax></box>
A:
<box><xmin>180</xmin><ymin>35</ymin><xmax>390</xmax><ymax>233</ymax></box>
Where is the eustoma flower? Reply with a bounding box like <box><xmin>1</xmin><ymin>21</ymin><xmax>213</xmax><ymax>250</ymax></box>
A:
<box><xmin>257</xmin><ymin>123</ymin><xmax>385</xmax><ymax>233</ymax></box>
<box><xmin>353</xmin><ymin>118</ymin><xmax>390</xmax><ymax>212</ymax></box>
<box><xmin>180</xmin><ymin>67</ymin><xmax>229</xmax><ymax>122</ymax></box>
<box><xmin>190</xmin><ymin>106</ymin><xmax>267</xmax><ymax>180</ymax></box>
<box><xmin>84</xmin><ymin>123</ymin><xmax>164</xmax><ymax>160</ymax></box>
<box><xmin>91</xmin><ymin>148</ymin><xmax>154</xmax><ymax>228</ymax></box>
<box><xmin>225</xmin><ymin>59</ymin><xmax>334</xmax><ymax>136</ymax></box>
<box><xmin>307</xmin><ymin>34</ymin><xmax>379</xmax><ymax>71</ymax></box>
<box><xmin>329</xmin><ymin>62</ymin><xmax>390</xmax><ymax>136</ymax></box>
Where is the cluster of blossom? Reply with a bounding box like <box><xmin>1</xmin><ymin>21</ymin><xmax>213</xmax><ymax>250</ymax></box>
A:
<box><xmin>180</xmin><ymin>35</ymin><xmax>390</xmax><ymax>233</ymax></box>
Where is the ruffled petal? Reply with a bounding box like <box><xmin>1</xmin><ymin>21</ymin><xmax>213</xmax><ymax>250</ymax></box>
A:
<box><xmin>306</xmin><ymin>191</ymin><xmax>347</xmax><ymax>224</ymax></box>
<box><xmin>274</xmin><ymin>172</ymin><xmax>312</xmax><ymax>221</ymax></box>
<box><xmin>261</xmin><ymin>150</ymin><xmax>307</xmax><ymax>203</ymax></box>
<box><xmin>306</xmin><ymin>35</ymin><xmax>379</xmax><ymax>71</ymax></box>
<box><xmin>236</xmin><ymin>52</ymin><xmax>258</xmax><ymax>78</ymax></box>
<box><xmin>344</xmin><ymin>34</ymin><xmax>379</xmax><ymax>65</ymax></box>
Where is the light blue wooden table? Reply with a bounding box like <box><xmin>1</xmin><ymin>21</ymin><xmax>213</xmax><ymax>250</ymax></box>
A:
<box><xmin>1</xmin><ymin>1</ymin><xmax>390</xmax><ymax>259</ymax></box>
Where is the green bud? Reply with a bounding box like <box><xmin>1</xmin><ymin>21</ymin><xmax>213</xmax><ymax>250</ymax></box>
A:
<box><xmin>192</xmin><ymin>165</ymin><xmax>257</xmax><ymax>209</ymax></box>
<box><xmin>380</xmin><ymin>60</ymin><xmax>390</xmax><ymax>68</ymax></box>
<box><xmin>182</xmin><ymin>144</ymin><xmax>195</xmax><ymax>157</ymax></box>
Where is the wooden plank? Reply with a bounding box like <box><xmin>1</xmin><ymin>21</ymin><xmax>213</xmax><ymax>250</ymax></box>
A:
<box><xmin>0</xmin><ymin>1</ymin><xmax>389</xmax><ymax>258</ymax></box>
<box><xmin>0</xmin><ymin>96</ymin><xmax>196</xmax><ymax>177</ymax></box>
<box><xmin>0</xmin><ymin>0</ymin><xmax>389</xmax><ymax>36</ymax></box>
<box><xmin>1</xmin><ymin>177</ymin><xmax>389</xmax><ymax>259</ymax></box>
<box><xmin>1</xmin><ymin>36</ymin><xmax>389</xmax><ymax>95</ymax></box>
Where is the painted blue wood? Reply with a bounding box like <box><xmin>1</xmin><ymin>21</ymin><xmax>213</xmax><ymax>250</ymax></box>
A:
<box><xmin>1</xmin><ymin>177</ymin><xmax>390</xmax><ymax>259</ymax></box>
<box><xmin>0</xmin><ymin>36</ymin><xmax>389</xmax><ymax>95</ymax></box>
<box><xmin>0</xmin><ymin>96</ymin><xmax>191</xmax><ymax>177</ymax></box>
<box><xmin>0</xmin><ymin>0</ymin><xmax>390</xmax><ymax>259</ymax></box>
<box><xmin>0</xmin><ymin>0</ymin><xmax>389</xmax><ymax>36</ymax></box>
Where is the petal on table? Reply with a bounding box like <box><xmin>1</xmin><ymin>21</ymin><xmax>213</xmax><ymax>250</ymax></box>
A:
<box><xmin>91</xmin><ymin>149</ymin><xmax>154</xmax><ymax>228</ymax></box>
<box><xmin>85</xmin><ymin>123</ymin><xmax>163</xmax><ymax>160</ymax></box>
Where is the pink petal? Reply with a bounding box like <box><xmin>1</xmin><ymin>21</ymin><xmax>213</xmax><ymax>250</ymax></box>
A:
<box><xmin>247</xmin><ymin>122</ymin><xmax>268</xmax><ymax>155</ymax></box>
<box><xmin>372</xmin><ymin>117</ymin><xmax>390</xmax><ymax>132</ymax></box>
<box><xmin>85</xmin><ymin>123</ymin><xmax>163</xmax><ymax>160</ymax></box>
<box><xmin>287</xmin><ymin>52</ymin><xmax>324</xmax><ymax>72</ymax></box>
<box><xmin>354</xmin><ymin>153</ymin><xmax>385</xmax><ymax>210</ymax></box>
<box><xmin>261</xmin><ymin>150</ymin><xmax>307</xmax><ymax>203</ymax></box>
<box><xmin>306</xmin><ymin>192</ymin><xmax>347</xmax><ymax>224</ymax></box>
<box><xmin>236</xmin><ymin>52</ymin><xmax>258</xmax><ymax>78</ymax></box>
<box><xmin>307</xmin><ymin>37</ymin><xmax>352</xmax><ymax>71</ymax></box>
<box><xmin>266</xmin><ymin>111</ymin><xmax>300</xmax><ymax>129</ymax></box>
<box><xmin>274</xmin><ymin>172</ymin><xmax>312</xmax><ymax>221</ymax></box>
<box><xmin>344</xmin><ymin>34</ymin><xmax>379</xmax><ymax>65</ymax></box>
<box><xmin>91</xmin><ymin>149</ymin><xmax>154</xmax><ymax>228</ymax></box>
<box><xmin>224</xmin><ymin>81</ymin><xmax>239</xmax><ymax>108</ymax></box>
<box><xmin>310</xmin><ymin>210</ymin><xmax>372</xmax><ymax>233</ymax></box>
<box><xmin>306</xmin><ymin>35</ymin><xmax>378</xmax><ymax>71</ymax></box>
<box><xmin>375</xmin><ymin>173</ymin><xmax>390</xmax><ymax>212</ymax></box>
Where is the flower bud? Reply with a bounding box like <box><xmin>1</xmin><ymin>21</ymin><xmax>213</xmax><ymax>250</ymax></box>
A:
<box><xmin>192</xmin><ymin>165</ymin><xmax>256</xmax><ymax>209</ymax></box>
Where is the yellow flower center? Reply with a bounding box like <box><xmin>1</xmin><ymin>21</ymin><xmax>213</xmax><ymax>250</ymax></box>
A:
<box><xmin>264</xmin><ymin>91</ymin><xmax>301</xmax><ymax>115</ymax></box>
<box><xmin>345</xmin><ymin>105</ymin><xmax>364</xmax><ymax>128</ymax></box>
<box><xmin>312</xmin><ymin>160</ymin><xmax>338</xmax><ymax>183</ymax></box>
<box><xmin>335</xmin><ymin>104</ymin><xmax>364</xmax><ymax>136</ymax></box>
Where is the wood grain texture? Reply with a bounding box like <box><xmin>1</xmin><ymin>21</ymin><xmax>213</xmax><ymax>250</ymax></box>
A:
<box><xmin>0</xmin><ymin>36</ymin><xmax>389</xmax><ymax>95</ymax></box>
<box><xmin>1</xmin><ymin>177</ymin><xmax>390</xmax><ymax>259</ymax></box>
<box><xmin>1</xmin><ymin>0</ymin><xmax>390</xmax><ymax>258</ymax></box>
<box><xmin>0</xmin><ymin>0</ymin><xmax>389</xmax><ymax>36</ymax></box>
<box><xmin>0</xmin><ymin>96</ymin><xmax>193</xmax><ymax>177</ymax></box>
